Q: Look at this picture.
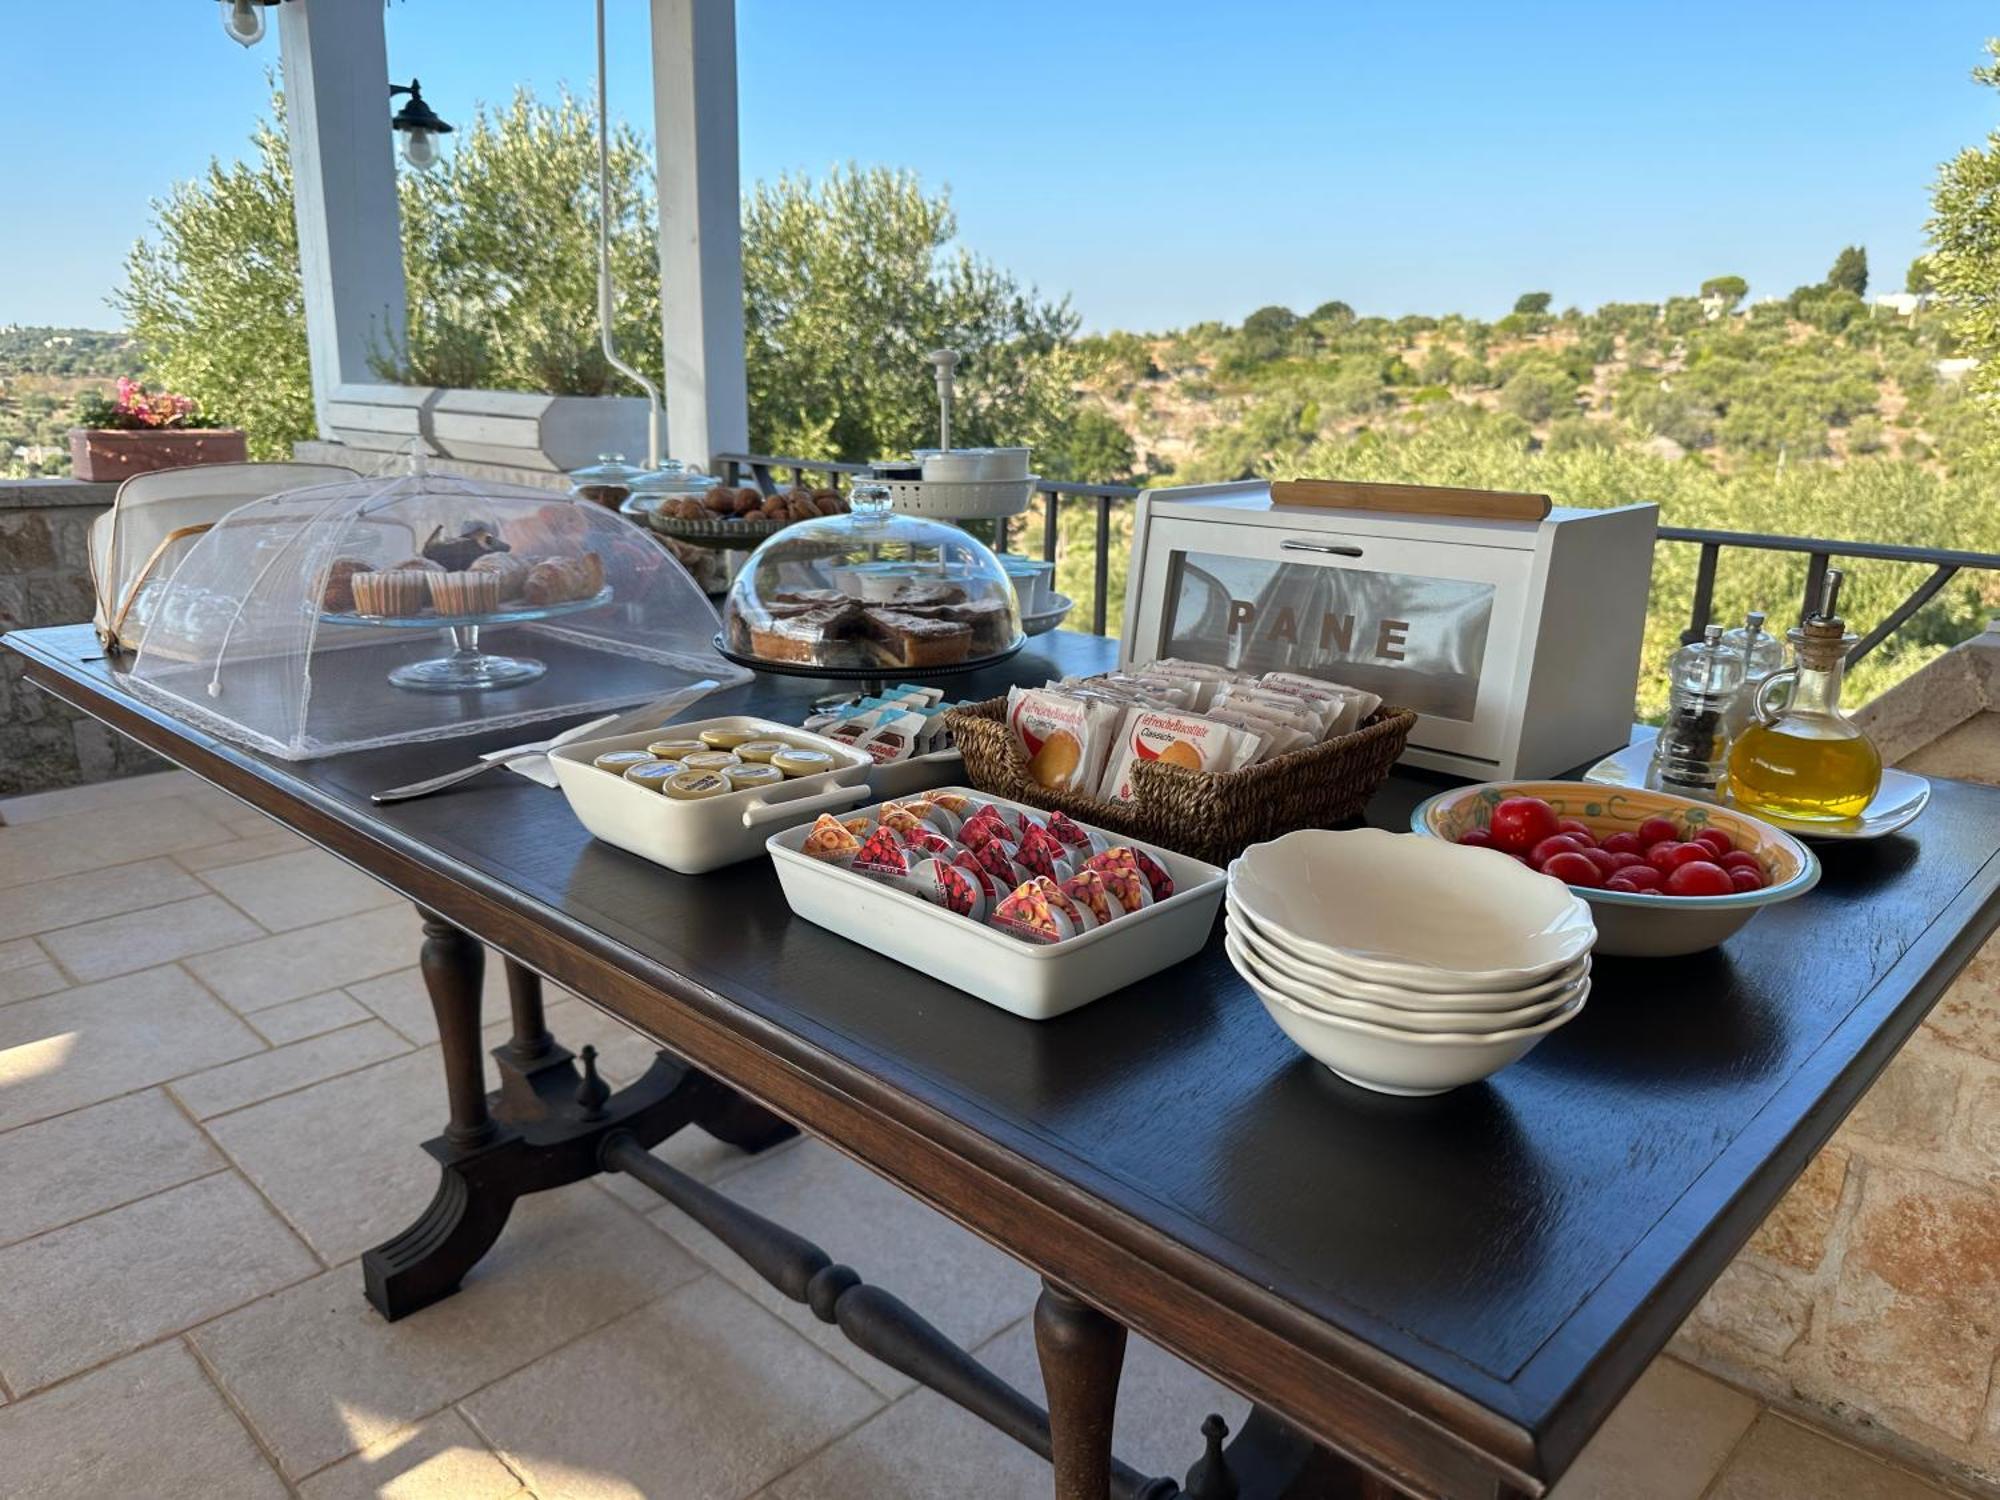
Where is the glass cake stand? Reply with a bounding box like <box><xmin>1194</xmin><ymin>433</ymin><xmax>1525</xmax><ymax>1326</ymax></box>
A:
<box><xmin>319</xmin><ymin>587</ymin><xmax>614</xmax><ymax>692</ymax></box>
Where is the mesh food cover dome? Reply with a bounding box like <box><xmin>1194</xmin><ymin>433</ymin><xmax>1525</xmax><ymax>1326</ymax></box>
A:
<box><xmin>128</xmin><ymin>467</ymin><xmax>748</xmax><ymax>759</ymax></box>
<box><xmin>718</xmin><ymin>485</ymin><xmax>1023</xmax><ymax>674</ymax></box>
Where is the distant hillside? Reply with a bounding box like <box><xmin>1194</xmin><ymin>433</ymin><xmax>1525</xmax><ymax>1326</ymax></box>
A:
<box><xmin>0</xmin><ymin>326</ymin><xmax>140</xmax><ymax>478</ymax></box>
<box><xmin>1075</xmin><ymin>284</ymin><xmax>1968</xmax><ymax>488</ymax></box>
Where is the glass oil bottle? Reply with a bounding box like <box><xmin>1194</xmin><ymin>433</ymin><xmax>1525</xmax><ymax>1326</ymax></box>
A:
<box><xmin>1726</xmin><ymin>569</ymin><xmax>1882</xmax><ymax>821</ymax></box>
<box><xmin>1651</xmin><ymin>624</ymin><xmax>1744</xmax><ymax>799</ymax></box>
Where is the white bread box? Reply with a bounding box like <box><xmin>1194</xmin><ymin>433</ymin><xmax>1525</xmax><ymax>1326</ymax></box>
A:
<box><xmin>1119</xmin><ymin>481</ymin><xmax>1657</xmax><ymax>779</ymax></box>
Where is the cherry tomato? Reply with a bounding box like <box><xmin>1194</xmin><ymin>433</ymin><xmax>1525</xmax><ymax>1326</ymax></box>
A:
<box><xmin>1487</xmin><ymin>796</ymin><xmax>1560</xmax><ymax>854</ymax></box>
<box><xmin>1666</xmin><ymin>860</ymin><xmax>1734</xmax><ymax>896</ymax></box>
<box><xmin>1604</xmin><ymin>874</ymin><xmax>1648</xmax><ymax>893</ymax></box>
<box><xmin>1602</xmin><ymin>850</ymin><xmax>1646</xmax><ymax>872</ymax></box>
<box><xmin>1719</xmin><ymin>850</ymin><xmax>1764</xmax><ymax>875</ymax></box>
<box><xmin>1652</xmin><ymin>841</ymin><xmax>1715</xmax><ymax>873</ymax></box>
<box><xmin>1636</xmin><ymin>817</ymin><xmax>1680</xmax><ymax>848</ymax></box>
<box><xmin>1582</xmin><ymin>847</ymin><xmax>1623</xmax><ymax>879</ymax></box>
<box><xmin>1529</xmin><ymin>834</ymin><xmax>1589</xmax><ymax>867</ymax></box>
<box><xmin>1693</xmin><ymin>828</ymin><xmax>1734</xmax><ymax>857</ymax></box>
<box><xmin>1457</xmin><ymin>828</ymin><xmax>1496</xmax><ymax>849</ymax></box>
<box><xmin>1541</xmin><ymin>850</ymin><xmax>1604</xmax><ymax>887</ymax></box>
<box><xmin>1557</xmin><ymin>817</ymin><xmax>1597</xmax><ymax>846</ymax></box>
<box><xmin>1729</xmin><ymin>866</ymin><xmax>1767</xmax><ymax>893</ymax></box>
<box><xmin>1599</xmin><ymin>831</ymin><xmax>1644</xmax><ymax>856</ymax></box>
<box><xmin>1611</xmin><ymin>863</ymin><xmax>1664</xmax><ymax>891</ymax></box>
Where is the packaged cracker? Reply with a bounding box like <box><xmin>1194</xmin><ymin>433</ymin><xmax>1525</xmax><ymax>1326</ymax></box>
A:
<box><xmin>1140</xmin><ymin>658</ymin><xmax>1247</xmax><ymax>709</ymax></box>
<box><xmin>1215</xmin><ymin>683</ymin><xmax>1333</xmax><ymax>735</ymax></box>
<box><xmin>1204</xmin><ymin>707</ymin><xmax>1311</xmax><ymax>761</ymax></box>
<box><xmin>1261</xmin><ymin>673</ymin><xmax>1382</xmax><ymax>732</ymax></box>
<box><xmin>1096</xmin><ymin>707</ymin><xmax>1263</xmax><ymax>803</ymax></box>
<box><xmin>1005</xmin><ymin>688</ymin><xmax>1122</xmax><ymax>794</ymax></box>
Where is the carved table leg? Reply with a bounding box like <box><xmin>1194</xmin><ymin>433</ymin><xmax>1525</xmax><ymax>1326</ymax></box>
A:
<box><xmin>502</xmin><ymin>955</ymin><xmax>553</xmax><ymax>1064</ymax></box>
<box><xmin>1037</xmin><ymin>1280</ymin><xmax>1128</xmax><ymax>1500</ymax></box>
<box><xmin>423</xmin><ymin>914</ymin><xmax>496</xmax><ymax>1148</ymax></box>
<box><xmin>361</xmin><ymin>908</ymin><xmax>792</xmax><ymax>1322</ymax></box>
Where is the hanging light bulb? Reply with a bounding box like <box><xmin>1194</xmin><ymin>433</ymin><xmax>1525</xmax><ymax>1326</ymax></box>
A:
<box><xmin>219</xmin><ymin>0</ymin><xmax>266</xmax><ymax>47</ymax></box>
<box><xmin>401</xmin><ymin>128</ymin><xmax>438</xmax><ymax>171</ymax></box>
<box><xmin>389</xmin><ymin>80</ymin><xmax>453</xmax><ymax>173</ymax></box>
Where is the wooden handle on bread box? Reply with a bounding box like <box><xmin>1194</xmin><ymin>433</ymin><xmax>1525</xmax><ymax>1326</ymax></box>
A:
<box><xmin>1270</xmin><ymin>478</ymin><xmax>1552</xmax><ymax>522</ymax></box>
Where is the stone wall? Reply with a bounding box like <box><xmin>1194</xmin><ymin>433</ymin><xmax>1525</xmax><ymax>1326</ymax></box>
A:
<box><xmin>0</xmin><ymin>479</ymin><xmax>166</xmax><ymax>798</ymax></box>
<box><xmin>1672</xmin><ymin>626</ymin><xmax>2000</xmax><ymax>1494</ymax></box>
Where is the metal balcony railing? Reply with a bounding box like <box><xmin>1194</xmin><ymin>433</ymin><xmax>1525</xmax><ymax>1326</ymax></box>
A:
<box><xmin>716</xmin><ymin>454</ymin><xmax>2000</xmax><ymax>665</ymax></box>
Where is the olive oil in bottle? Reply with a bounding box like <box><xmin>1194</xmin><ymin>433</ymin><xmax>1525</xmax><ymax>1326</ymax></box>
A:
<box><xmin>1726</xmin><ymin>570</ymin><xmax>1882</xmax><ymax>822</ymax></box>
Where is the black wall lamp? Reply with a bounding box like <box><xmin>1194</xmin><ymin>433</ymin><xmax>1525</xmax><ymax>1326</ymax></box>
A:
<box><xmin>389</xmin><ymin>80</ymin><xmax>453</xmax><ymax>172</ymax></box>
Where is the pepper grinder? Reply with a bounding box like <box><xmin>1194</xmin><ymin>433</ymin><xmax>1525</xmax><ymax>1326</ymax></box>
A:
<box><xmin>1651</xmin><ymin>624</ymin><xmax>1745</xmax><ymax>799</ymax></box>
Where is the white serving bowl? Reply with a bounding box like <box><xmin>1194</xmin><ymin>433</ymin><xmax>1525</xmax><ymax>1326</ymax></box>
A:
<box><xmin>1226</xmin><ymin>918</ymin><xmax>1586</xmax><ymax>1032</ymax></box>
<box><xmin>1226</xmin><ymin>897</ymin><xmax>1590</xmax><ymax>1013</ymax></box>
<box><xmin>1230</xmin><ymin>934</ymin><xmax>1589</xmax><ymax>1096</ymax></box>
<box><xmin>1408</xmin><ymin>781</ymin><xmax>1821</xmax><ymax>958</ymax></box>
<box><xmin>1228</xmin><ymin>828</ymin><xmax>1596</xmax><ymax>993</ymax></box>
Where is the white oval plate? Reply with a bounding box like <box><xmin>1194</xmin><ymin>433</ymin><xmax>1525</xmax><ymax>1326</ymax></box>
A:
<box><xmin>1582</xmin><ymin>733</ymin><xmax>1930</xmax><ymax>841</ymax></box>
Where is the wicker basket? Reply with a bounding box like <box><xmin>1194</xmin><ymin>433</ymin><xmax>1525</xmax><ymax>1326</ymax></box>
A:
<box><xmin>946</xmin><ymin>697</ymin><xmax>1419</xmax><ymax>865</ymax></box>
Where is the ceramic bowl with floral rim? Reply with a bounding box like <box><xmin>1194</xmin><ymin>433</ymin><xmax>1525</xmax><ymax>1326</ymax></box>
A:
<box><xmin>1409</xmin><ymin>781</ymin><xmax>1820</xmax><ymax>958</ymax></box>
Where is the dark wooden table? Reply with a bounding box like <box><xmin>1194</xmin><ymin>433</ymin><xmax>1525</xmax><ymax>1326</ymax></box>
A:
<box><xmin>11</xmin><ymin>621</ymin><xmax>2000</xmax><ymax>1500</ymax></box>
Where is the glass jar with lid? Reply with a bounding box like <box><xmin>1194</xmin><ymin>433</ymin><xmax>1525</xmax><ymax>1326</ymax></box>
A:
<box><xmin>718</xmin><ymin>483</ymin><xmax>1023</xmax><ymax>675</ymax></box>
<box><xmin>624</xmin><ymin>459</ymin><xmax>726</xmax><ymax>520</ymax></box>
<box><xmin>566</xmin><ymin>453</ymin><xmax>650</xmax><ymax>511</ymax></box>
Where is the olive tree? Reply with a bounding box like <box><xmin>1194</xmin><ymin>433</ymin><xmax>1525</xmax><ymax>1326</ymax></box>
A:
<box><xmin>120</xmin><ymin>91</ymin><xmax>1083</xmax><ymax>467</ymax></box>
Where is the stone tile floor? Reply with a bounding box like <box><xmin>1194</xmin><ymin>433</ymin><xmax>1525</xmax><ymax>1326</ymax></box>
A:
<box><xmin>0</xmin><ymin>769</ymin><xmax>1976</xmax><ymax>1500</ymax></box>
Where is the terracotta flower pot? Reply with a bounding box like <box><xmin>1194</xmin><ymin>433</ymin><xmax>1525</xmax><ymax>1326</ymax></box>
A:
<box><xmin>67</xmin><ymin>427</ymin><xmax>249</xmax><ymax>483</ymax></box>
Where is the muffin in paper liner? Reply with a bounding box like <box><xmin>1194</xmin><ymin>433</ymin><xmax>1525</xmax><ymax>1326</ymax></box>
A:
<box><xmin>428</xmin><ymin>570</ymin><xmax>503</xmax><ymax>617</ymax></box>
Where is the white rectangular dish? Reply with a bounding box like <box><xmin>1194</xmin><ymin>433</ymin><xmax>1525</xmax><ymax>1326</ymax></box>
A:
<box><xmin>865</xmin><ymin>748</ymin><xmax>964</xmax><ymax>801</ymax></box>
<box><xmin>550</xmin><ymin>716</ymin><xmax>872</xmax><ymax>874</ymax></box>
<box><xmin>766</xmin><ymin>787</ymin><xmax>1226</xmax><ymax>1020</ymax></box>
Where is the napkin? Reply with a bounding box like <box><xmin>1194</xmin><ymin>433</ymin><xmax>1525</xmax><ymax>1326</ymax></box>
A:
<box><xmin>481</xmin><ymin>680</ymin><xmax>723</xmax><ymax>787</ymax></box>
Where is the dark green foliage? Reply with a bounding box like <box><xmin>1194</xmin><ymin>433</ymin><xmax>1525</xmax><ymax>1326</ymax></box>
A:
<box><xmin>1827</xmin><ymin>244</ymin><xmax>1869</xmax><ymax>298</ymax></box>
<box><xmin>1513</xmin><ymin>291</ymin><xmax>1553</xmax><ymax>315</ymax></box>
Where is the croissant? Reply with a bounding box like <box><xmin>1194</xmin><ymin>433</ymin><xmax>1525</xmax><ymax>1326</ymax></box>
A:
<box><xmin>521</xmin><ymin>552</ymin><xmax>605</xmax><ymax>605</ymax></box>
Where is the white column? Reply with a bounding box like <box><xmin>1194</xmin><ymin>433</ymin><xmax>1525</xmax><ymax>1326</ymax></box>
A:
<box><xmin>278</xmin><ymin>0</ymin><xmax>408</xmax><ymax>438</ymax></box>
<box><xmin>650</xmin><ymin>0</ymin><xmax>749</xmax><ymax>465</ymax></box>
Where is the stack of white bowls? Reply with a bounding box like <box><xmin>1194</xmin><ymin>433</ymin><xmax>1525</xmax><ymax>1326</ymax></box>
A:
<box><xmin>1227</xmin><ymin>828</ymin><xmax>1596</xmax><ymax>1096</ymax></box>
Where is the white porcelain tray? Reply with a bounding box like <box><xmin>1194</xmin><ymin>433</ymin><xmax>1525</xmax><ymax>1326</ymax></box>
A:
<box><xmin>866</xmin><ymin>748</ymin><xmax>964</xmax><ymax>801</ymax></box>
<box><xmin>766</xmin><ymin>787</ymin><xmax>1226</xmax><ymax>1020</ymax></box>
<box><xmin>550</xmin><ymin>716</ymin><xmax>872</xmax><ymax>875</ymax></box>
<box><xmin>1582</xmin><ymin>731</ymin><xmax>1930</xmax><ymax>841</ymax></box>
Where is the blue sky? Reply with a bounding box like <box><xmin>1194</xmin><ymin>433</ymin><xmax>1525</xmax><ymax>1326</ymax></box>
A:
<box><xmin>2</xmin><ymin>1</ymin><xmax>1995</xmax><ymax>331</ymax></box>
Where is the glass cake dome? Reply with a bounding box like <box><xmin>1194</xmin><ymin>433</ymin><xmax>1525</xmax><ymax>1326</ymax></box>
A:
<box><xmin>127</xmin><ymin>466</ymin><xmax>748</xmax><ymax>759</ymax></box>
<box><xmin>718</xmin><ymin>484</ymin><xmax>1023</xmax><ymax>676</ymax></box>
